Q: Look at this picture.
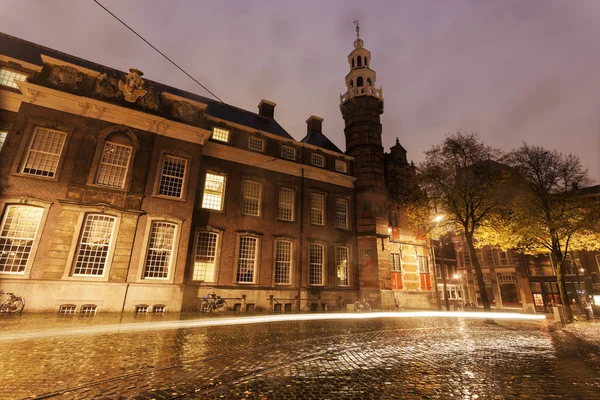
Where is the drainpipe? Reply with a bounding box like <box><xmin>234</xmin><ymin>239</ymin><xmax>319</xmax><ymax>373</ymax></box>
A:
<box><xmin>297</xmin><ymin>168</ymin><xmax>305</xmax><ymax>311</ymax></box>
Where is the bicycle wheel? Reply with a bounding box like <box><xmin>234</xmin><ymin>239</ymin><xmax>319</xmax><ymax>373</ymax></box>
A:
<box><xmin>12</xmin><ymin>298</ymin><xmax>24</xmax><ymax>313</ymax></box>
<box><xmin>364</xmin><ymin>301</ymin><xmax>371</xmax><ymax>311</ymax></box>
<box><xmin>354</xmin><ymin>301</ymin><xmax>363</xmax><ymax>312</ymax></box>
<box><xmin>198</xmin><ymin>300</ymin><xmax>209</xmax><ymax>313</ymax></box>
<box><xmin>0</xmin><ymin>299</ymin><xmax>11</xmax><ymax>313</ymax></box>
<box><xmin>215</xmin><ymin>299</ymin><xmax>227</xmax><ymax>312</ymax></box>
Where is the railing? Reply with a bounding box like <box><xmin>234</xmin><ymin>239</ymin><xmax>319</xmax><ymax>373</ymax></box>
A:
<box><xmin>340</xmin><ymin>86</ymin><xmax>384</xmax><ymax>104</ymax></box>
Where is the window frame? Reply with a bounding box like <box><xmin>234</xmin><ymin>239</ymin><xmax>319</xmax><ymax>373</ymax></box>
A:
<box><xmin>192</xmin><ymin>227</ymin><xmax>223</xmax><ymax>283</ymax></box>
<box><xmin>241</xmin><ymin>179</ymin><xmax>263</xmax><ymax>217</ymax></box>
<box><xmin>17</xmin><ymin>124</ymin><xmax>71</xmax><ymax>181</ymax></box>
<box><xmin>153</xmin><ymin>152</ymin><xmax>190</xmax><ymax>201</ymax></box>
<box><xmin>70</xmin><ymin>213</ymin><xmax>118</xmax><ymax>278</ymax></box>
<box><xmin>280</xmin><ymin>145</ymin><xmax>297</xmax><ymax>160</ymax></box>
<box><xmin>391</xmin><ymin>252</ymin><xmax>402</xmax><ymax>272</ymax></box>
<box><xmin>335</xmin><ymin>197</ymin><xmax>349</xmax><ymax>229</ymax></box>
<box><xmin>335</xmin><ymin>159</ymin><xmax>348</xmax><ymax>173</ymax></box>
<box><xmin>94</xmin><ymin>141</ymin><xmax>133</xmax><ymax>188</ymax></box>
<box><xmin>336</xmin><ymin>245</ymin><xmax>350</xmax><ymax>287</ymax></box>
<box><xmin>277</xmin><ymin>186</ymin><xmax>295</xmax><ymax>222</ymax></box>
<box><xmin>0</xmin><ymin>67</ymin><xmax>28</xmax><ymax>89</ymax></box>
<box><xmin>274</xmin><ymin>239</ymin><xmax>293</xmax><ymax>285</ymax></box>
<box><xmin>211</xmin><ymin>126</ymin><xmax>230</xmax><ymax>143</ymax></box>
<box><xmin>201</xmin><ymin>171</ymin><xmax>227</xmax><ymax>212</ymax></box>
<box><xmin>248</xmin><ymin>136</ymin><xmax>265</xmax><ymax>153</ymax></box>
<box><xmin>309</xmin><ymin>242</ymin><xmax>325</xmax><ymax>286</ymax></box>
<box><xmin>310</xmin><ymin>153</ymin><xmax>325</xmax><ymax>168</ymax></box>
<box><xmin>0</xmin><ymin>199</ymin><xmax>50</xmax><ymax>278</ymax></box>
<box><xmin>234</xmin><ymin>233</ymin><xmax>261</xmax><ymax>284</ymax></box>
<box><xmin>138</xmin><ymin>217</ymin><xmax>182</xmax><ymax>282</ymax></box>
<box><xmin>0</xmin><ymin>130</ymin><xmax>8</xmax><ymax>154</ymax></box>
<box><xmin>310</xmin><ymin>192</ymin><xmax>326</xmax><ymax>226</ymax></box>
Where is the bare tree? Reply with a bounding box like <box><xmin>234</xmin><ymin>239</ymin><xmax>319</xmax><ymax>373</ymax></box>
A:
<box><xmin>417</xmin><ymin>133</ymin><xmax>506</xmax><ymax>311</ymax></box>
<box><xmin>504</xmin><ymin>144</ymin><xmax>600</xmax><ymax>320</ymax></box>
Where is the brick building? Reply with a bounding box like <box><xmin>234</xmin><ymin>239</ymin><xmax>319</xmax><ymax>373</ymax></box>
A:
<box><xmin>0</xmin><ymin>31</ymin><xmax>435</xmax><ymax>313</ymax></box>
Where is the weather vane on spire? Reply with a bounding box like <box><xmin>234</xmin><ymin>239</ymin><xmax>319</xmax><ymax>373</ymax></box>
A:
<box><xmin>353</xmin><ymin>20</ymin><xmax>360</xmax><ymax>38</ymax></box>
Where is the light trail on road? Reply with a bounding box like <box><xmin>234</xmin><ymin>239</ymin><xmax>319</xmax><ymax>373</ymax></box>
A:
<box><xmin>0</xmin><ymin>311</ymin><xmax>545</xmax><ymax>341</ymax></box>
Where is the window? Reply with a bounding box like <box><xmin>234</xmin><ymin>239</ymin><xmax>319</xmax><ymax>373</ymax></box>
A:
<box><xmin>241</xmin><ymin>180</ymin><xmax>262</xmax><ymax>216</ymax></box>
<box><xmin>80</xmin><ymin>305</ymin><xmax>97</xmax><ymax>316</ymax></box>
<box><xmin>135</xmin><ymin>305</ymin><xmax>148</xmax><ymax>313</ymax></box>
<box><xmin>0</xmin><ymin>205</ymin><xmax>44</xmax><ymax>273</ymax></box>
<box><xmin>0</xmin><ymin>130</ymin><xmax>7</xmax><ymax>153</ymax></box>
<box><xmin>391</xmin><ymin>253</ymin><xmax>402</xmax><ymax>272</ymax></box>
<box><xmin>0</xmin><ymin>68</ymin><xmax>27</xmax><ymax>88</ymax></box>
<box><xmin>275</xmin><ymin>240</ymin><xmax>292</xmax><ymax>284</ymax></box>
<box><xmin>158</xmin><ymin>155</ymin><xmax>187</xmax><ymax>198</ymax></box>
<box><xmin>143</xmin><ymin>221</ymin><xmax>177</xmax><ymax>279</ymax></box>
<box><xmin>72</xmin><ymin>214</ymin><xmax>116</xmax><ymax>276</ymax></box>
<box><xmin>193</xmin><ymin>231</ymin><xmax>219</xmax><ymax>282</ymax></box>
<box><xmin>237</xmin><ymin>236</ymin><xmax>258</xmax><ymax>283</ymax></box>
<box><xmin>310</xmin><ymin>193</ymin><xmax>325</xmax><ymax>225</ymax></box>
<box><xmin>497</xmin><ymin>273</ymin><xmax>518</xmax><ymax>284</ymax></box>
<box><xmin>311</xmin><ymin>153</ymin><xmax>325</xmax><ymax>167</ymax></box>
<box><xmin>335</xmin><ymin>198</ymin><xmax>349</xmax><ymax>229</ymax></box>
<box><xmin>212</xmin><ymin>127</ymin><xmax>229</xmax><ymax>143</ymax></box>
<box><xmin>309</xmin><ymin>243</ymin><xmax>324</xmax><ymax>285</ymax></box>
<box><xmin>336</xmin><ymin>246</ymin><xmax>349</xmax><ymax>286</ymax></box>
<box><xmin>21</xmin><ymin>127</ymin><xmax>66</xmax><ymax>178</ymax></box>
<box><xmin>335</xmin><ymin>159</ymin><xmax>347</xmax><ymax>173</ymax></box>
<box><xmin>201</xmin><ymin>172</ymin><xmax>226</xmax><ymax>211</ymax></box>
<box><xmin>596</xmin><ymin>254</ymin><xmax>600</xmax><ymax>269</ymax></box>
<box><xmin>153</xmin><ymin>305</ymin><xmax>166</xmax><ymax>313</ymax></box>
<box><xmin>497</xmin><ymin>250</ymin><xmax>509</xmax><ymax>266</ymax></box>
<box><xmin>418</xmin><ymin>255</ymin><xmax>429</xmax><ymax>273</ymax></box>
<box><xmin>95</xmin><ymin>141</ymin><xmax>132</xmax><ymax>188</ymax></box>
<box><xmin>357</xmin><ymin>77</ymin><xmax>364</xmax><ymax>87</ymax></box>
<box><xmin>281</xmin><ymin>145</ymin><xmax>296</xmax><ymax>160</ymax></box>
<box><xmin>278</xmin><ymin>187</ymin><xmax>294</xmax><ymax>221</ymax></box>
<box><xmin>248</xmin><ymin>136</ymin><xmax>265</xmax><ymax>152</ymax></box>
<box><xmin>59</xmin><ymin>305</ymin><xmax>76</xmax><ymax>315</ymax></box>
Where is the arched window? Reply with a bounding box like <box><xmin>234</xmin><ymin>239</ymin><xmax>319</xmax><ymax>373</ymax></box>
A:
<box><xmin>349</xmin><ymin>79</ymin><xmax>353</xmax><ymax>88</ymax></box>
<box><xmin>357</xmin><ymin>77</ymin><xmax>363</xmax><ymax>87</ymax></box>
<box><xmin>352</xmin><ymin>59</ymin><xmax>355</xmax><ymax>68</ymax></box>
<box><xmin>367</xmin><ymin>78</ymin><xmax>372</xmax><ymax>86</ymax></box>
<box><xmin>357</xmin><ymin>56</ymin><xmax>362</xmax><ymax>67</ymax></box>
<box><xmin>365</xmin><ymin>57</ymin><xmax>368</xmax><ymax>67</ymax></box>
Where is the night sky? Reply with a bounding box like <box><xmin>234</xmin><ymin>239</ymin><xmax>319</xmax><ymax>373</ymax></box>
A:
<box><xmin>2</xmin><ymin>0</ymin><xmax>599</xmax><ymax>180</ymax></box>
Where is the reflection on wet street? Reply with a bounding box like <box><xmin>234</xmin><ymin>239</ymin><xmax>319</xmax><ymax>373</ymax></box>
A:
<box><xmin>0</xmin><ymin>314</ymin><xmax>598</xmax><ymax>399</ymax></box>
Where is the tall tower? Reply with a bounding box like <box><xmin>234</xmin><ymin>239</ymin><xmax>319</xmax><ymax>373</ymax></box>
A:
<box><xmin>340</xmin><ymin>22</ymin><xmax>389</xmax><ymax>306</ymax></box>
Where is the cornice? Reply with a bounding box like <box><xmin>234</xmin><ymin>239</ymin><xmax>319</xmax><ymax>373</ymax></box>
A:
<box><xmin>40</xmin><ymin>55</ymin><xmax>101</xmax><ymax>78</ymax></box>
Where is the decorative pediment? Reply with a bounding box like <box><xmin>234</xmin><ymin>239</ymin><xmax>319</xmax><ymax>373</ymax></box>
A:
<box><xmin>172</xmin><ymin>100</ymin><xmax>199</xmax><ymax>122</ymax></box>
<box><xmin>50</xmin><ymin>65</ymin><xmax>83</xmax><ymax>89</ymax></box>
<box><xmin>118</xmin><ymin>68</ymin><xmax>146</xmax><ymax>103</ymax></box>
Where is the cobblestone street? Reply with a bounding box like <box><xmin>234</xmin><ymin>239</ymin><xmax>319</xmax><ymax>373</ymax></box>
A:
<box><xmin>0</xmin><ymin>314</ymin><xmax>599</xmax><ymax>399</ymax></box>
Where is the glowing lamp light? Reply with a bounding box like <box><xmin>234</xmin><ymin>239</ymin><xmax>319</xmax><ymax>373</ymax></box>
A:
<box><xmin>453</xmin><ymin>274</ymin><xmax>460</xmax><ymax>279</ymax></box>
<box><xmin>433</xmin><ymin>215</ymin><xmax>444</xmax><ymax>223</ymax></box>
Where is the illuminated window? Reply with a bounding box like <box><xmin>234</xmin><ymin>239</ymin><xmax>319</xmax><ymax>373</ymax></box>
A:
<box><xmin>143</xmin><ymin>222</ymin><xmax>177</xmax><ymax>279</ymax></box>
<box><xmin>135</xmin><ymin>305</ymin><xmax>148</xmax><ymax>313</ymax></box>
<box><xmin>248</xmin><ymin>136</ymin><xmax>265</xmax><ymax>152</ymax></box>
<box><xmin>335</xmin><ymin>159</ymin><xmax>347</xmax><ymax>173</ymax></box>
<box><xmin>158</xmin><ymin>155</ymin><xmax>187</xmax><ymax>198</ymax></box>
<box><xmin>417</xmin><ymin>255</ymin><xmax>429</xmax><ymax>273</ymax></box>
<box><xmin>241</xmin><ymin>180</ymin><xmax>261</xmax><ymax>216</ymax></box>
<box><xmin>0</xmin><ymin>68</ymin><xmax>27</xmax><ymax>89</ymax></box>
<box><xmin>236</xmin><ymin>236</ymin><xmax>258</xmax><ymax>283</ymax></box>
<box><xmin>80</xmin><ymin>305</ymin><xmax>97</xmax><ymax>316</ymax></box>
<box><xmin>22</xmin><ymin>127</ymin><xmax>66</xmax><ymax>178</ymax></box>
<box><xmin>278</xmin><ymin>187</ymin><xmax>294</xmax><ymax>221</ymax></box>
<box><xmin>310</xmin><ymin>193</ymin><xmax>325</xmax><ymax>225</ymax></box>
<box><xmin>274</xmin><ymin>240</ymin><xmax>292</xmax><ymax>285</ymax></box>
<box><xmin>72</xmin><ymin>214</ymin><xmax>115</xmax><ymax>276</ymax></box>
<box><xmin>193</xmin><ymin>231</ymin><xmax>218</xmax><ymax>282</ymax></box>
<box><xmin>335</xmin><ymin>198</ymin><xmax>349</xmax><ymax>229</ymax></box>
<box><xmin>336</xmin><ymin>246</ymin><xmax>349</xmax><ymax>286</ymax></box>
<box><xmin>212</xmin><ymin>127</ymin><xmax>229</xmax><ymax>143</ymax></box>
<box><xmin>311</xmin><ymin>153</ymin><xmax>325</xmax><ymax>167</ymax></box>
<box><xmin>95</xmin><ymin>141</ymin><xmax>131</xmax><ymax>188</ymax></box>
<box><xmin>281</xmin><ymin>145</ymin><xmax>296</xmax><ymax>160</ymax></box>
<box><xmin>201</xmin><ymin>172</ymin><xmax>226</xmax><ymax>211</ymax></box>
<box><xmin>391</xmin><ymin>253</ymin><xmax>402</xmax><ymax>272</ymax></box>
<box><xmin>59</xmin><ymin>305</ymin><xmax>76</xmax><ymax>315</ymax></box>
<box><xmin>153</xmin><ymin>305</ymin><xmax>165</xmax><ymax>313</ymax></box>
<box><xmin>309</xmin><ymin>243</ymin><xmax>324</xmax><ymax>285</ymax></box>
<box><xmin>0</xmin><ymin>205</ymin><xmax>43</xmax><ymax>273</ymax></box>
<box><xmin>0</xmin><ymin>130</ymin><xmax>7</xmax><ymax>153</ymax></box>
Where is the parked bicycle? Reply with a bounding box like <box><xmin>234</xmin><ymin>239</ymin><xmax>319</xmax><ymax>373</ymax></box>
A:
<box><xmin>0</xmin><ymin>290</ymin><xmax>25</xmax><ymax>313</ymax></box>
<box><xmin>453</xmin><ymin>301</ymin><xmax>476</xmax><ymax>311</ymax></box>
<box><xmin>354</xmin><ymin>298</ymin><xmax>372</xmax><ymax>312</ymax></box>
<box><xmin>394</xmin><ymin>297</ymin><xmax>403</xmax><ymax>311</ymax></box>
<box><xmin>198</xmin><ymin>293</ymin><xmax>227</xmax><ymax>313</ymax></box>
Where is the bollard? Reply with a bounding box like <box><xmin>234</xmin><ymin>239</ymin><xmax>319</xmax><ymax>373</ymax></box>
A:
<box><xmin>241</xmin><ymin>294</ymin><xmax>247</xmax><ymax>312</ymax></box>
<box><xmin>269</xmin><ymin>295</ymin><xmax>274</xmax><ymax>312</ymax></box>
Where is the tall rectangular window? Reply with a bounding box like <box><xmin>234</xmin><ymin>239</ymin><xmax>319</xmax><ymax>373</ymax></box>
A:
<box><xmin>497</xmin><ymin>250</ymin><xmax>509</xmax><ymax>266</ymax></box>
<box><xmin>278</xmin><ymin>187</ymin><xmax>294</xmax><ymax>221</ymax></box>
<box><xmin>212</xmin><ymin>127</ymin><xmax>229</xmax><ymax>143</ymax></box>
<box><xmin>309</xmin><ymin>243</ymin><xmax>324</xmax><ymax>285</ymax></box>
<box><xmin>280</xmin><ymin>145</ymin><xmax>296</xmax><ymax>160</ymax></box>
<box><xmin>0</xmin><ymin>205</ymin><xmax>43</xmax><ymax>273</ymax></box>
<box><xmin>310</xmin><ymin>193</ymin><xmax>325</xmax><ymax>225</ymax></box>
<box><xmin>22</xmin><ymin>127</ymin><xmax>66</xmax><ymax>178</ymax></box>
<box><xmin>311</xmin><ymin>153</ymin><xmax>325</xmax><ymax>167</ymax></box>
<box><xmin>335</xmin><ymin>198</ymin><xmax>349</xmax><ymax>229</ymax></box>
<box><xmin>95</xmin><ymin>141</ymin><xmax>131</xmax><ymax>188</ymax></box>
<box><xmin>0</xmin><ymin>130</ymin><xmax>7</xmax><ymax>153</ymax></box>
<box><xmin>143</xmin><ymin>222</ymin><xmax>176</xmax><ymax>279</ymax></box>
<box><xmin>417</xmin><ymin>255</ymin><xmax>429</xmax><ymax>273</ymax></box>
<box><xmin>391</xmin><ymin>253</ymin><xmax>402</xmax><ymax>271</ymax></box>
<box><xmin>336</xmin><ymin>246</ymin><xmax>349</xmax><ymax>286</ymax></box>
<box><xmin>335</xmin><ymin>159</ymin><xmax>348</xmax><ymax>173</ymax></box>
<box><xmin>201</xmin><ymin>173</ymin><xmax>226</xmax><ymax>211</ymax></box>
<box><xmin>275</xmin><ymin>240</ymin><xmax>292</xmax><ymax>284</ymax></box>
<box><xmin>237</xmin><ymin>236</ymin><xmax>258</xmax><ymax>283</ymax></box>
<box><xmin>193</xmin><ymin>231</ymin><xmax>219</xmax><ymax>282</ymax></box>
<box><xmin>248</xmin><ymin>136</ymin><xmax>265</xmax><ymax>152</ymax></box>
<box><xmin>158</xmin><ymin>155</ymin><xmax>187</xmax><ymax>198</ymax></box>
<box><xmin>73</xmin><ymin>214</ymin><xmax>116</xmax><ymax>276</ymax></box>
<box><xmin>0</xmin><ymin>68</ymin><xmax>27</xmax><ymax>88</ymax></box>
<box><xmin>241</xmin><ymin>180</ymin><xmax>262</xmax><ymax>216</ymax></box>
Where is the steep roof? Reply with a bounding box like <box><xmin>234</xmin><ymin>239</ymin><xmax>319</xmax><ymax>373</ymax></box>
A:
<box><xmin>0</xmin><ymin>32</ymin><xmax>294</xmax><ymax>140</ymax></box>
<box><xmin>301</xmin><ymin>130</ymin><xmax>343</xmax><ymax>154</ymax></box>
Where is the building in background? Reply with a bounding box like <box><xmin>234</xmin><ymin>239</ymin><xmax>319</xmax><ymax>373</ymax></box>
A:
<box><xmin>0</xmin><ymin>30</ymin><xmax>435</xmax><ymax>313</ymax></box>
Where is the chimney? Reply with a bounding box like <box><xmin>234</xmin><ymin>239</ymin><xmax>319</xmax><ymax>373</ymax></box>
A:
<box><xmin>258</xmin><ymin>99</ymin><xmax>276</xmax><ymax>119</ymax></box>
<box><xmin>306</xmin><ymin>115</ymin><xmax>323</xmax><ymax>134</ymax></box>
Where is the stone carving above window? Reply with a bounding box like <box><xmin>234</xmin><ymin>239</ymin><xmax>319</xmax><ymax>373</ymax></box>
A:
<box><xmin>94</xmin><ymin>73</ymin><xmax>121</xmax><ymax>98</ymax></box>
<box><xmin>172</xmin><ymin>101</ymin><xmax>198</xmax><ymax>122</ymax></box>
<box><xmin>118</xmin><ymin>68</ymin><xmax>147</xmax><ymax>103</ymax></box>
<box><xmin>50</xmin><ymin>65</ymin><xmax>83</xmax><ymax>89</ymax></box>
<box><xmin>136</xmin><ymin>83</ymin><xmax>160</xmax><ymax>111</ymax></box>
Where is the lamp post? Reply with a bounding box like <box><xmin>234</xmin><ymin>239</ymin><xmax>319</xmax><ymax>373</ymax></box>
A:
<box><xmin>430</xmin><ymin>215</ymin><xmax>450</xmax><ymax>311</ymax></box>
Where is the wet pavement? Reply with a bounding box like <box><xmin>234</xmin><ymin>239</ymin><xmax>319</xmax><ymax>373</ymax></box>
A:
<box><xmin>0</xmin><ymin>313</ymin><xmax>599</xmax><ymax>399</ymax></box>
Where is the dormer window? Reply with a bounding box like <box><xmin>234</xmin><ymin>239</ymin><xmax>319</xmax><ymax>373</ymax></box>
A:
<box><xmin>248</xmin><ymin>136</ymin><xmax>265</xmax><ymax>152</ymax></box>
<box><xmin>0</xmin><ymin>68</ymin><xmax>27</xmax><ymax>89</ymax></box>
<box><xmin>335</xmin><ymin>159</ymin><xmax>348</xmax><ymax>173</ymax></box>
<box><xmin>280</xmin><ymin>145</ymin><xmax>296</xmax><ymax>160</ymax></box>
<box><xmin>311</xmin><ymin>153</ymin><xmax>325</xmax><ymax>168</ymax></box>
<box><xmin>212</xmin><ymin>127</ymin><xmax>229</xmax><ymax>143</ymax></box>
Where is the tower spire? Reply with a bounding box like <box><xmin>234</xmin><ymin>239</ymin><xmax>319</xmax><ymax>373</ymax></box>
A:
<box><xmin>354</xmin><ymin>20</ymin><xmax>360</xmax><ymax>39</ymax></box>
